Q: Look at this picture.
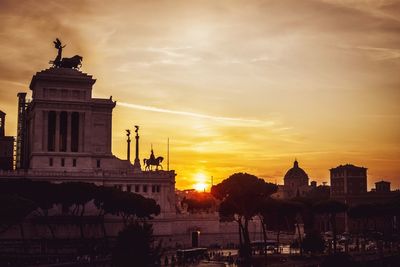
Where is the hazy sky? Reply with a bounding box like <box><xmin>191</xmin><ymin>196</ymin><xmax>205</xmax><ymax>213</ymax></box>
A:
<box><xmin>0</xmin><ymin>0</ymin><xmax>399</xmax><ymax>190</ymax></box>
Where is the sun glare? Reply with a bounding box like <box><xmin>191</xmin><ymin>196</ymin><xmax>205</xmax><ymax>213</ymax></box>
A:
<box><xmin>194</xmin><ymin>183</ymin><xmax>207</xmax><ymax>192</ymax></box>
<box><xmin>193</xmin><ymin>172</ymin><xmax>208</xmax><ymax>192</ymax></box>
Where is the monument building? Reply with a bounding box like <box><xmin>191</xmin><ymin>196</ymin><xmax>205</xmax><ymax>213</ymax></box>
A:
<box><xmin>0</xmin><ymin>39</ymin><xmax>177</xmax><ymax>222</ymax></box>
<box><xmin>6</xmin><ymin>67</ymin><xmax>176</xmax><ymax>219</ymax></box>
<box><xmin>0</xmin><ymin>39</ymin><xmax>266</xmax><ymax>248</ymax></box>
<box><xmin>22</xmin><ymin>68</ymin><xmax>116</xmax><ymax>172</ymax></box>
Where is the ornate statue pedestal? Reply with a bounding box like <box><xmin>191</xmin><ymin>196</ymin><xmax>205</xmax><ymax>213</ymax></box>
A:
<box><xmin>133</xmin><ymin>158</ymin><xmax>142</xmax><ymax>173</ymax></box>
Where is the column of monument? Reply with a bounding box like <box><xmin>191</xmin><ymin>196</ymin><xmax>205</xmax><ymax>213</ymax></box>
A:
<box><xmin>133</xmin><ymin>126</ymin><xmax>141</xmax><ymax>172</ymax></box>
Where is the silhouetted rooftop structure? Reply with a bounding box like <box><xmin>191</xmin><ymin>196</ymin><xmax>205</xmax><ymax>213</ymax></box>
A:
<box><xmin>284</xmin><ymin>160</ymin><xmax>309</xmax><ymax>181</ymax></box>
<box><xmin>375</xmin><ymin>180</ymin><xmax>391</xmax><ymax>193</ymax></box>
<box><xmin>330</xmin><ymin>164</ymin><xmax>367</xmax><ymax>196</ymax></box>
<box><xmin>281</xmin><ymin>160</ymin><xmax>310</xmax><ymax>198</ymax></box>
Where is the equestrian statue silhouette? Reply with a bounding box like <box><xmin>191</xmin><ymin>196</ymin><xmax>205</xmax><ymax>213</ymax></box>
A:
<box><xmin>143</xmin><ymin>149</ymin><xmax>163</xmax><ymax>171</ymax></box>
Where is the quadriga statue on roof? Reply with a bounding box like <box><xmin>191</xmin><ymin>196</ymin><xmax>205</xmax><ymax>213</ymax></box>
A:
<box><xmin>49</xmin><ymin>38</ymin><xmax>83</xmax><ymax>69</ymax></box>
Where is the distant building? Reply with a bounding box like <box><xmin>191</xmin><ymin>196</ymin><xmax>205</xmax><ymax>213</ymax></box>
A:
<box><xmin>375</xmin><ymin>180</ymin><xmax>391</xmax><ymax>193</ymax></box>
<box><xmin>330</xmin><ymin>164</ymin><xmax>367</xmax><ymax>196</ymax></box>
<box><xmin>272</xmin><ymin>160</ymin><xmax>314</xmax><ymax>199</ymax></box>
<box><xmin>283</xmin><ymin>160</ymin><xmax>310</xmax><ymax>198</ymax></box>
<box><xmin>310</xmin><ymin>180</ymin><xmax>317</xmax><ymax>188</ymax></box>
<box><xmin>0</xmin><ymin>110</ymin><xmax>14</xmax><ymax>170</ymax></box>
<box><xmin>307</xmin><ymin>183</ymin><xmax>330</xmax><ymax>199</ymax></box>
<box><xmin>329</xmin><ymin>165</ymin><xmax>399</xmax><ymax>233</ymax></box>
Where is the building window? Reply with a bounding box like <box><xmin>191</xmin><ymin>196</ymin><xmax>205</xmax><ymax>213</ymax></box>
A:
<box><xmin>49</xmin><ymin>158</ymin><xmax>53</xmax><ymax>167</ymax></box>
<box><xmin>96</xmin><ymin>159</ymin><xmax>101</xmax><ymax>168</ymax></box>
<box><xmin>143</xmin><ymin>185</ymin><xmax>148</xmax><ymax>193</ymax></box>
<box><xmin>61</xmin><ymin>158</ymin><xmax>65</xmax><ymax>167</ymax></box>
<box><xmin>152</xmin><ymin>185</ymin><xmax>156</xmax><ymax>193</ymax></box>
<box><xmin>135</xmin><ymin>185</ymin><xmax>140</xmax><ymax>192</ymax></box>
<box><xmin>156</xmin><ymin>185</ymin><xmax>160</xmax><ymax>193</ymax></box>
<box><xmin>127</xmin><ymin>185</ymin><xmax>131</xmax><ymax>192</ymax></box>
<box><xmin>72</xmin><ymin>158</ymin><xmax>77</xmax><ymax>167</ymax></box>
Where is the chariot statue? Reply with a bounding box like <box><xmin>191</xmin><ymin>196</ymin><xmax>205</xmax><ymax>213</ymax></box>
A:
<box><xmin>49</xmin><ymin>38</ymin><xmax>82</xmax><ymax>69</ymax></box>
<box><xmin>143</xmin><ymin>149</ymin><xmax>163</xmax><ymax>171</ymax></box>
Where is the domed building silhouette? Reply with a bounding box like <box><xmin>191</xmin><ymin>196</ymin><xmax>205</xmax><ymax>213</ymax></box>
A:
<box><xmin>284</xmin><ymin>160</ymin><xmax>309</xmax><ymax>198</ymax></box>
<box><xmin>273</xmin><ymin>160</ymin><xmax>312</xmax><ymax>199</ymax></box>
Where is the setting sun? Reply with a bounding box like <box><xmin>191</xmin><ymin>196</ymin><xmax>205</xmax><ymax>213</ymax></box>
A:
<box><xmin>193</xmin><ymin>183</ymin><xmax>207</xmax><ymax>192</ymax></box>
<box><xmin>193</xmin><ymin>172</ymin><xmax>209</xmax><ymax>192</ymax></box>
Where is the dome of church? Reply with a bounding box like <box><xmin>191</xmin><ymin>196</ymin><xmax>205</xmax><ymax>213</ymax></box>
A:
<box><xmin>284</xmin><ymin>160</ymin><xmax>309</xmax><ymax>180</ymax></box>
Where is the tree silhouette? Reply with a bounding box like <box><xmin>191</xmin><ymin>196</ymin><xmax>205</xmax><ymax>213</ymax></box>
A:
<box><xmin>181</xmin><ymin>192</ymin><xmax>216</xmax><ymax>213</ymax></box>
<box><xmin>0</xmin><ymin>179</ymin><xmax>60</xmax><ymax>238</ymax></box>
<box><xmin>0</xmin><ymin>179</ymin><xmax>161</xmax><ymax>242</ymax></box>
<box><xmin>112</xmin><ymin>222</ymin><xmax>161</xmax><ymax>267</ymax></box>
<box><xmin>349</xmin><ymin>198</ymin><xmax>400</xmax><ymax>251</ymax></box>
<box><xmin>0</xmin><ymin>194</ymin><xmax>37</xmax><ymax>237</ymax></box>
<box><xmin>211</xmin><ymin>173</ymin><xmax>277</xmax><ymax>262</ymax></box>
<box><xmin>259</xmin><ymin>198</ymin><xmax>299</xmax><ymax>254</ymax></box>
<box><xmin>302</xmin><ymin>230</ymin><xmax>325</xmax><ymax>255</ymax></box>
<box><xmin>348</xmin><ymin>203</ymin><xmax>373</xmax><ymax>251</ymax></box>
<box><xmin>313</xmin><ymin>200</ymin><xmax>347</xmax><ymax>254</ymax></box>
<box><xmin>94</xmin><ymin>187</ymin><xmax>160</xmax><ymax>226</ymax></box>
<box><xmin>57</xmin><ymin>182</ymin><xmax>97</xmax><ymax>239</ymax></box>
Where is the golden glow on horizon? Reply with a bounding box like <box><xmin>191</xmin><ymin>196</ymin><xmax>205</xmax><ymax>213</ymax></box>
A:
<box><xmin>0</xmin><ymin>0</ymin><xmax>399</xmax><ymax>190</ymax></box>
<box><xmin>193</xmin><ymin>183</ymin><xmax>207</xmax><ymax>192</ymax></box>
<box><xmin>193</xmin><ymin>172</ymin><xmax>209</xmax><ymax>192</ymax></box>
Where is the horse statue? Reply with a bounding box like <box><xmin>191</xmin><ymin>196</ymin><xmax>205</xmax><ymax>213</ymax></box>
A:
<box><xmin>49</xmin><ymin>38</ymin><xmax>83</xmax><ymax>69</ymax></box>
<box><xmin>143</xmin><ymin>149</ymin><xmax>164</xmax><ymax>171</ymax></box>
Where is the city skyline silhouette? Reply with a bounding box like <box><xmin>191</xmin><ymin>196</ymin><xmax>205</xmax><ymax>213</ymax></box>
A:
<box><xmin>0</xmin><ymin>0</ymin><xmax>399</xmax><ymax>190</ymax></box>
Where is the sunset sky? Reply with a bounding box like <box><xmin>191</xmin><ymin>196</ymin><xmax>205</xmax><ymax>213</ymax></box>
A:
<box><xmin>0</xmin><ymin>0</ymin><xmax>399</xmax><ymax>190</ymax></box>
